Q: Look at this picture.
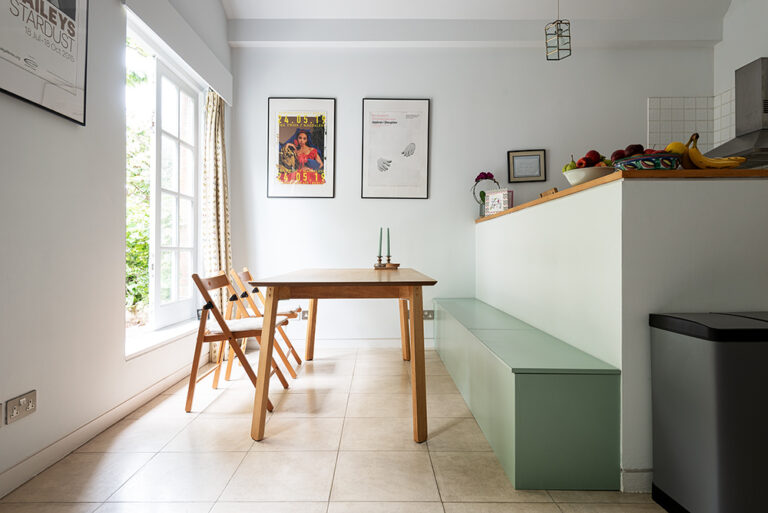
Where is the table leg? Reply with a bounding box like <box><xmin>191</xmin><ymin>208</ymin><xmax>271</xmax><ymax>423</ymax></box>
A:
<box><xmin>408</xmin><ymin>286</ymin><xmax>427</xmax><ymax>442</ymax></box>
<box><xmin>305</xmin><ymin>298</ymin><xmax>318</xmax><ymax>361</ymax></box>
<box><xmin>399</xmin><ymin>299</ymin><xmax>411</xmax><ymax>361</ymax></box>
<box><xmin>251</xmin><ymin>286</ymin><xmax>279</xmax><ymax>441</ymax></box>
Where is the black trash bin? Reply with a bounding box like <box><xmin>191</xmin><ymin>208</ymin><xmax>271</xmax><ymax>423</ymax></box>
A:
<box><xmin>649</xmin><ymin>312</ymin><xmax>768</xmax><ymax>513</ymax></box>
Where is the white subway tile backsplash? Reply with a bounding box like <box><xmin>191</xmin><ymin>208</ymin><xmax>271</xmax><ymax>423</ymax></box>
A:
<box><xmin>647</xmin><ymin>96</ymin><xmax>715</xmax><ymax>151</ymax></box>
<box><xmin>685</xmin><ymin>97</ymin><xmax>695</xmax><ymax>109</ymax></box>
<box><xmin>649</xmin><ymin>98</ymin><xmax>660</xmax><ymax>109</ymax></box>
<box><xmin>672</xmin><ymin>109</ymin><xmax>683</xmax><ymax>121</ymax></box>
<box><xmin>661</xmin><ymin>97</ymin><xmax>672</xmax><ymax>109</ymax></box>
<box><xmin>695</xmin><ymin>97</ymin><xmax>707</xmax><ymax>109</ymax></box>
<box><xmin>672</xmin><ymin>97</ymin><xmax>684</xmax><ymax>108</ymax></box>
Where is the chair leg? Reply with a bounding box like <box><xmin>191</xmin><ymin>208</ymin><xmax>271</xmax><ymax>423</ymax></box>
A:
<box><xmin>278</xmin><ymin>325</ymin><xmax>302</xmax><ymax>366</ymax></box>
<box><xmin>185</xmin><ymin>336</ymin><xmax>205</xmax><ymax>413</ymax></box>
<box><xmin>224</xmin><ymin>340</ymin><xmax>237</xmax><ymax>381</ymax></box>
<box><xmin>227</xmin><ymin>336</ymin><xmax>275</xmax><ymax>411</ymax></box>
<box><xmin>212</xmin><ymin>340</ymin><xmax>226</xmax><ymax>389</ymax></box>
<box><xmin>272</xmin><ymin>357</ymin><xmax>290</xmax><ymax>389</ymax></box>
<box><xmin>273</xmin><ymin>337</ymin><xmax>297</xmax><ymax>379</ymax></box>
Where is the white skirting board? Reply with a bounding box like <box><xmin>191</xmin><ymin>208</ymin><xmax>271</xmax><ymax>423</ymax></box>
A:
<box><xmin>622</xmin><ymin>469</ymin><xmax>653</xmax><ymax>493</ymax></box>
<box><xmin>0</xmin><ymin>362</ymin><xmax>199</xmax><ymax>498</ymax></box>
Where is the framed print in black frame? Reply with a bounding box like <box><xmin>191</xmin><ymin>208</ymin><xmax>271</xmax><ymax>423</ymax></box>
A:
<box><xmin>0</xmin><ymin>0</ymin><xmax>89</xmax><ymax>125</ymax></box>
<box><xmin>508</xmin><ymin>149</ymin><xmax>547</xmax><ymax>183</ymax></box>
<box><xmin>361</xmin><ymin>98</ymin><xmax>430</xmax><ymax>199</ymax></box>
<box><xmin>267</xmin><ymin>97</ymin><xmax>336</xmax><ymax>198</ymax></box>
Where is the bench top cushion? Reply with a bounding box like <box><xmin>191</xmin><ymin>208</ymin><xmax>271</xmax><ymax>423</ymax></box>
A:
<box><xmin>435</xmin><ymin>298</ymin><xmax>619</xmax><ymax>375</ymax></box>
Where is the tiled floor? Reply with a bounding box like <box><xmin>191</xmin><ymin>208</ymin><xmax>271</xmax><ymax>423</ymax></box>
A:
<box><xmin>0</xmin><ymin>345</ymin><xmax>663</xmax><ymax>512</ymax></box>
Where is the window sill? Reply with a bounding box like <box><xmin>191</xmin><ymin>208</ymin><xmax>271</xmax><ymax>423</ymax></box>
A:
<box><xmin>125</xmin><ymin>319</ymin><xmax>198</xmax><ymax>360</ymax></box>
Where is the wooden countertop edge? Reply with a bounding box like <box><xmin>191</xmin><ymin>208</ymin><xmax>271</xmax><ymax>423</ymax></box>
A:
<box><xmin>475</xmin><ymin>169</ymin><xmax>768</xmax><ymax>224</ymax></box>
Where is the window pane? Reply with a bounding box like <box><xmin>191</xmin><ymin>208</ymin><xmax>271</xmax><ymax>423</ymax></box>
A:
<box><xmin>160</xmin><ymin>250</ymin><xmax>176</xmax><ymax>304</ymax></box>
<box><xmin>179</xmin><ymin>92</ymin><xmax>195</xmax><ymax>144</ymax></box>
<box><xmin>179</xmin><ymin>144</ymin><xmax>195</xmax><ymax>196</ymax></box>
<box><xmin>161</xmin><ymin>135</ymin><xmax>178</xmax><ymax>191</ymax></box>
<box><xmin>161</xmin><ymin>77</ymin><xmax>178</xmax><ymax>136</ymax></box>
<box><xmin>160</xmin><ymin>193</ymin><xmax>177</xmax><ymax>246</ymax></box>
<box><xmin>179</xmin><ymin>250</ymin><xmax>193</xmax><ymax>300</ymax></box>
<box><xmin>179</xmin><ymin>198</ymin><xmax>193</xmax><ymax>248</ymax></box>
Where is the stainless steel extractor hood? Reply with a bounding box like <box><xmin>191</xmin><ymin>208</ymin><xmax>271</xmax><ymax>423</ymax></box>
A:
<box><xmin>707</xmin><ymin>58</ymin><xmax>768</xmax><ymax>168</ymax></box>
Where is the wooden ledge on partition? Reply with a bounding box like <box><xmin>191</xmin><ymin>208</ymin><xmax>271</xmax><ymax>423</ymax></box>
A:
<box><xmin>476</xmin><ymin>169</ymin><xmax>768</xmax><ymax>224</ymax></box>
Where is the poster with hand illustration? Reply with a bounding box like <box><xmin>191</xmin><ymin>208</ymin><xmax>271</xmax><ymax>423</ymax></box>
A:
<box><xmin>362</xmin><ymin>98</ymin><xmax>430</xmax><ymax>199</ymax></box>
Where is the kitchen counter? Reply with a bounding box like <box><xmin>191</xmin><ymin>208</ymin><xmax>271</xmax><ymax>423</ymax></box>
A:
<box><xmin>474</xmin><ymin>174</ymin><xmax>768</xmax><ymax>491</ymax></box>
<box><xmin>476</xmin><ymin>169</ymin><xmax>768</xmax><ymax>223</ymax></box>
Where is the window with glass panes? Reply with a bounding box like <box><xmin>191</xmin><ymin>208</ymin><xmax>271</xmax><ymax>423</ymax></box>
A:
<box><xmin>153</xmin><ymin>61</ymin><xmax>199</xmax><ymax>328</ymax></box>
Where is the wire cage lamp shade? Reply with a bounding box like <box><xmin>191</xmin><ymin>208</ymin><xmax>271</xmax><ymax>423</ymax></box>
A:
<box><xmin>545</xmin><ymin>19</ymin><xmax>571</xmax><ymax>60</ymax></box>
<box><xmin>545</xmin><ymin>1</ymin><xmax>571</xmax><ymax>61</ymax></box>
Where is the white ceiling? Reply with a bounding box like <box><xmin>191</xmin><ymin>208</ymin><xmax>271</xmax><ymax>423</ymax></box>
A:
<box><xmin>221</xmin><ymin>0</ymin><xmax>731</xmax><ymax>21</ymax></box>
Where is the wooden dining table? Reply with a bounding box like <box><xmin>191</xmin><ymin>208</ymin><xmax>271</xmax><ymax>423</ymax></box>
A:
<box><xmin>248</xmin><ymin>268</ymin><xmax>437</xmax><ymax>442</ymax></box>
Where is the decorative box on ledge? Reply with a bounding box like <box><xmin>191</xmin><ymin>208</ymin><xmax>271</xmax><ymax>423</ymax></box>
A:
<box><xmin>485</xmin><ymin>189</ymin><xmax>514</xmax><ymax>216</ymax></box>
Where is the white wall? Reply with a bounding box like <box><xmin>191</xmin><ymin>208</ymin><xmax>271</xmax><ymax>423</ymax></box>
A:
<box><xmin>229</xmin><ymin>45</ymin><xmax>713</xmax><ymax>342</ymax></box>
<box><xmin>0</xmin><ymin>0</ymin><xmax>230</xmax><ymax>495</ymax></box>
<box><xmin>168</xmin><ymin>0</ymin><xmax>231</xmax><ymax>70</ymax></box>
<box><xmin>714</xmin><ymin>0</ymin><xmax>768</xmax><ymax>94</ymax></box>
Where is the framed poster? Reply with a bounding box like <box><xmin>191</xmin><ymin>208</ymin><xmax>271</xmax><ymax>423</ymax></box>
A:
<box><xmin>507</xmin><ymin>149</ymin><xmax>546</xmax><ymax>183</ymax></box>
<box><xmin>362</xmin><ymin>98</ymin><xmax>430</xmax><ymax>199</ymax></box>
<box><xmin>0</xmin><ymin>0</ymin><xmax>89</xmax><ymax>125</ymax></box>
<box><xmin>267</xmin><ymin>97</ymin><xmax>335</xmax><ymax>198</ymax></box>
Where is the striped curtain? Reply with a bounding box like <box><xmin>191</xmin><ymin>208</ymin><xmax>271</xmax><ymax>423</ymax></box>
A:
<box><xmin>202</xmin><ymin>90</ymin><xmax>232</xmax><ymax>360</ymax></box>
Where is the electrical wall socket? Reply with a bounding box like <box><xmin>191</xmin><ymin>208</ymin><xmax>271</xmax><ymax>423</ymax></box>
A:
<box><xmin>301</xmin><ymin>311</ymin><xmax>309</xmax><ymax>320</ymax></box>
<box><xmin>5</xmin><ymin>390</ymin><xmax>36</xmax><ymax>425</ymax></box>
<box><xmin>423</xmin><ymin>310</ymin><xmax>434</xmax><ymax>320</ymax></box>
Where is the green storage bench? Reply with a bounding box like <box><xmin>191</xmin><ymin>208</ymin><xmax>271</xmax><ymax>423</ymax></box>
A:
<box><xmin>434</xmin><ymin>298</ymin><xmax>620</xmax><ymax>490</ymax></box>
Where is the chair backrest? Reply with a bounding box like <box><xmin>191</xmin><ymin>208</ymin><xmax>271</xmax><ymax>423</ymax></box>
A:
<box><xmin>229</xmin><ymin>267</ymin><xmax>264</xmax><ymax>318</ymax></box>
<box><xmin>192</xmin><ymin>272</ymin><xmax>249</xmax><ymax>336</ymax></box>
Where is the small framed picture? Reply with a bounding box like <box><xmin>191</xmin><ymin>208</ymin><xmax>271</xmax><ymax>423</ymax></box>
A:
<box><xmin>507</xmin><ymin>149</ymin><xmax>546</xmax><ymax>183</ymax></box>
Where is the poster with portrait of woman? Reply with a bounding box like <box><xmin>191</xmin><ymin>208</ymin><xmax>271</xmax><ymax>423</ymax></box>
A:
<box><xmin>267</xmin><ymin>97</ymin><xmax>335</xmax><ymax>198</ymax></box>
<box><xmin>361</xmin><ymin>98</ymin><xmax>430</xmax><ymax>199</ymax></box>
<box><xmin>0</xmin><ymin>0</ymin><xmax>89</xmax><ymax>125</ymax></box>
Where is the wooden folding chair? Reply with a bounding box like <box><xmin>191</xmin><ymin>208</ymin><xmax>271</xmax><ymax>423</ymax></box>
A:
<box><xmin>230</xmin><ymin>267</ymin><xmax>303</xmax><ymax>377</ymax></box>
<box><xmin>186</xmin><ymin>272</ymin><xmax>289</xmax><ymax>413</ymax></box>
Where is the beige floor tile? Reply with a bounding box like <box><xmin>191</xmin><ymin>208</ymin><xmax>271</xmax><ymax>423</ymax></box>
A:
<box><xmin>127</xmin><ymin>387</ymin><xmax>220</xmax><ymax>419</ymax></box>
<box><xmin>0</xmin><ymin>504</ymin><xmax>100</xmax><ymax>513</ymax></box>
<box><xmin>251</xmin><ymin>417</ymin><xmax>343</xmax><ymax>451</ymax></box>
<box><xmin>163</xmin><ymin>416</ymin><xmax>255</xmax><ymax>452</ymax></box>
<box><xmin>422</xmin><ymin>359</ymin><xmax>450</xmax><ymax>376</ymax></box>
<box><xmin>340</xmin><ymin>418</ymin><xmax>426</xmax><ymax>451</ymax></box>
<box><xmin>356</xmin><ymin>348</ymin><xmax>408</xmax><ymax>361</ymax></box>
<box><xmin>220</xmin><ymin>451</ymin><xmax>337</xmax><ymax>501</ymax></box>
<box><xmin>1</xmin><ymin>453</ymin><xmax>153</xmax><ymax>503</ymax></box>
<box><xmin>331</xmin><ymin>451</ymin><xmax>439</xmax><ymax>502</ymax></box>
<box><xmin>77</xmin><ymin>417</ymin><xmax>191</xmax><ymax>453</ymax></box>
<box><xmin>426</xmin><ymin>375</ymin><xmax>460</xmax><ymax>395</ymax></box>
<box><xmin>328</xmin><ymin>503</ymin><xmax>444</xmax><ymax>513</ymax></box>
<box><xmin>431</xmin><ymin>452</ymin><xmax>550</xmax><ymax>503</ymax></box>
<box><xmin>95</xmin><ymin>504</ymin><xmax>213</xmax><ymax>513</ymax></box>
<box><xmin>202</xmin><ymin>387</ymin><xmax>280</xmax><ymax>417</ymax></box>
<box><xmin>273</xmin><ymin>392</ymin><xmax>348</xmax><ymax>418</ymax></box>
<box><xmin>443</xmin><ymin>504</ymin><xmax>560</xmax><ymax>513</ymax></box>
<box><xmin>354</xmin><ymin>360</ymin><xmax>410</xmax><ymax>376</ymax></box>
<box><xmin>311</xmin><ymin>348</ymin><xmax>358</xmax><ymax>360</ymax></box>
<box><xmin>350</xmin><ymin>374</ymin><xmax>412</xmax><ymax>394</ymax></box>
<box><xmin>548</xmin><ymin>491</ymin><xmax>654</xmax><ymax>504</ymax></box>
<box><xmin>557</xmin><ymin>505</ymin><xmax>664</xmax><ymax>513</ymax></box>
<box><xmin>286</xmin><ymin>374</ymin><xmax>352</xmax><ymax>394</ymax></box>
<box><xmin>427</xmin><ymin>418</ymin><xmax>492</xmax><ymax>452</ymax></box>
<box><xmin>346</xmin><ymin>393</ymin><xmax>412</xmax><ymax>418</ymax></box>
<box><xmin>211</xmin><ymin>502</ymin><xmax>328</xmax><ymax>513</ymax></box>
<box><xmin>211</xmin><ymin>503</ymin><xmax>327</xmax><ymax>513</ymax></box>
<box><xmin>427</xmin><ymin>394</ymin><xmax>472</xmax><ymax>418</ymax></box>
<box><xmin>108</xmin><ymin>452</ymin><xmax>244</xmax><ymax>502</ymax></box>
<box><xmin>302</xmin><ymin>359</ymin><xmax>356</xmax><ymax>376</ymax></box>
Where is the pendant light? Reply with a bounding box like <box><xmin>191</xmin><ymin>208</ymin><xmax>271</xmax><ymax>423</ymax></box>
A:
<box><xmin>545</xmin><ymin>0</ymin><xmax>571</xmax><ymax>61</ymax></box>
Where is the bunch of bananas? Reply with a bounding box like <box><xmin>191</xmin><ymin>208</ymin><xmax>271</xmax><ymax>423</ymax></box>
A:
<box><xmin>665</xmin><ymin>134</ymin><xmax>746</xmax><ymax>169</ymax></box>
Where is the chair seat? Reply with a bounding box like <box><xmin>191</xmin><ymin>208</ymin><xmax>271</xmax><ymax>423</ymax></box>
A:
<box><xmin>208</xmin><ymin>316</ymin><xmax>287</xmax><ymax>334</ymax></box>
<box><xmin>245</xmin><ymin>302</ymin><xmax>302</xmax><ymax>317</ymax></box>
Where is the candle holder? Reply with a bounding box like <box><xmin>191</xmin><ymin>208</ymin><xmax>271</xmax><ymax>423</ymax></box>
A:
<box><xmin>374</xmin><ymin>256</ymin><xmax>386</xmax><ymax>269</ymax></box>
<box><xmin>374</xmin><ymin>255</ymin><xmax>400</xmax><ymax>270</ymax></box>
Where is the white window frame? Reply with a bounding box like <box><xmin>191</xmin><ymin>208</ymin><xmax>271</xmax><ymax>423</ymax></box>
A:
<box><xmin>151</xmin><ymin>60</ymin><xmax>201</xmax><ymax>329</ymax></box>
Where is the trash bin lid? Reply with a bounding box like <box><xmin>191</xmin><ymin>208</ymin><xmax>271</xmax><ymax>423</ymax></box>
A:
<box><xmin>649</xmin><ymin>312</ymin><xmax>768</xmax><ymax>342</ymax></box>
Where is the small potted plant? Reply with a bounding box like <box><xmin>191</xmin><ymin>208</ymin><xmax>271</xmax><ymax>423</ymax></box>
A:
<box><xmin>472</xmin><ymin>172</ymin><xmax>500</xmax><ymax>217</ymax></box>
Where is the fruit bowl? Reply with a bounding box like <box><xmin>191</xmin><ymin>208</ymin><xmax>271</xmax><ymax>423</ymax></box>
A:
<box><xmin>563</xmin><ymin>166</ymin><xmax>615</xmax><ymax>186</ymax></box>
<box><xmin>614</xmin><ymin>153</ymin><xmax>681</xmax><ymax>171</ymax></box>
